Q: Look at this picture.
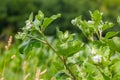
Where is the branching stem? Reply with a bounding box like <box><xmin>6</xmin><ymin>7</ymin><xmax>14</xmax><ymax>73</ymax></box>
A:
<box><xmin>27</xmin><ymin>35</ymin><xmax>46</xmax><ymax>44</ymax></box>
<box><xmin>37</xmin><ymin>30</ymin><xmax>76</xmax><ymax>80</ymax></box>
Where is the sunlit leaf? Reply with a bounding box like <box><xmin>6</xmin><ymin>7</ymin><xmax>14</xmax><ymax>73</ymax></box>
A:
<box><xmin>90</xmin><ymin>10</ymin><xmax>102</xmax><ymax>24</ymax></box>
<box><xmin>105</xmin><ymin>32</ymin><xmax>119</xmax><ymax>39</ymax></box>
<box><xmin>57</xmin><ymin>40</ymin><xmax>84</xmax><ymax>57</ymax></box>
<box><xmin>28</xmin><ymin>12</ymin><xmax>33</xmax><ymax>22</ymax></box>
<box><xmin>102</xmin><ymin>22</ymin><xmax>114</xmax><ymax>31</ymax></box>
<box><xmin>35</xmin><ymin>10</ymin><xmax>44</xmax><ymax>20</ymax></box>
<box><xmin>84</xmin><ymin>62</ymin><xmax>99</xmax><ymax>75</ymax></box>
<box><xmin>42</xmin><ymin>14</ymin><xmax>61</xmax><ymax>31</ymax></box>
<box><xmin>117</xmin><ymin>16</ymin><xmax>120</xmax><ymax>24</ymax></box>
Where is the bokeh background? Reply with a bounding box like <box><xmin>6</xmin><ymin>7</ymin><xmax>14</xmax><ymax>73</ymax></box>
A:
<box><xmin>0</xmin><ymin>0</ymin><xmax>120</xmax><ymax>79</ymax></box>
<box><xmin>0</xmin><ymin>0</ymin><xmax>120</xmax><ymax>35</ymax></box>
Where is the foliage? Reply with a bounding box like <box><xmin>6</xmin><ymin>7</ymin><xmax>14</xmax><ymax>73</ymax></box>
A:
<box><xmin>1</xmin><ymin>0</ymin><xmax>120</xmax><ymax>35</ymax></box>
<box><xmin>6</xmin><ymin>10</ymin><xmax>119</xmax><ymax>80</ymax></box>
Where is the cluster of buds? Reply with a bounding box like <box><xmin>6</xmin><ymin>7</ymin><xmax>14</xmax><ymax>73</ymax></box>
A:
<box><xmin>92</xmin><ymin>55</ymin><xmax>102</xmax><ymax>63</ymax></box>
<box><xmin>5</xmin><ymin>36</ymin><xmax>13</xmax><ymax>51</ymax></box>
<box><xmin>26</xmin><ymin>20</ymin><xmax>33</xmax><ymax>30</ymax></box>
<box><xmin>91</xmin><ymin>47</ymin><xmax>102</xmax><ymax>63</ymax></box>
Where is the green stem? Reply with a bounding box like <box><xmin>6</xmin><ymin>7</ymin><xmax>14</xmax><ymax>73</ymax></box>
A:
<box><xmin>99</xmin><ymin>30</ymin><xmax>102</xmax><ymax>39</ymax></box>
<box><xmin>96</xmin><ymin>31</ymin><xmax>100</xmax><ymax>40</ymax></box>
<box><xmin>96</xmin><ymin>29</ymin><xmax>102</xmax><ymax>40</ymax></box>
<box><xmin>46</xmin><ymin>40</ymin><xmax>76</xmax><ymax>80</ymax></box>
<box><xmin>38</xmin><ymin>30</ymin><xmax>76</xmax><ymax>80</ymax></box>
<box><xmin>27</xmin><ymin>35</ymin><xmax>46</xmax><ymax>44</ymax></box>
<box><xmin>63</xmin><ymin>57</ymin><xmax>76</xmax><ymax>80</ymax></box>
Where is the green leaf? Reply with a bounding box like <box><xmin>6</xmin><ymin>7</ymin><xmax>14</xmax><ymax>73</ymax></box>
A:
<box><xmin>42</xmin><ymin>18</ymin><xmax>53</xmax><ymax>30</ymax></box>
<box><xmin>90</xmin><ymin>10</ymin><xmax>102</xmax><ymax>24</ymax></box>
<box><xmin>112</xmin><ymin>72</ymin><xmax>120</xmax><ymax>80</ymax></box>
<box><xmin>18</xmin><ymin>40</ymin><xmax>30</xmax><ymax>54</ymax></box>
<box><xmin>15</xmin><ymin>32</ymin><xmax>22</xmax><ymax>39</ymax></box>
<box><xmin>102</xmin><ymin>73</ymin><xmax>110</xmax><ymax>80</ymax></box>
<box><xmin>84</xmin><ymin>62</ymin><xmax>99</xmax><ymax>75</ymax></box>
<box><xmin>57</xmin><ymin>30</ymin><xmax>63</xmax><ymax>42</ymax></box>
<box><xmin>102</xmin><ymin>22</ymin><xmax>114</xmax><ymax>31</ymax></box>
<box><xmin>72</xmin><ymin>16</ymin><xmax>82</xmax><ymax>26</ymax></box>
<box><xmin>63</xmin><ymin>31</ymin><xmax>69</xmax><ymax>40</ymax></box>
<box><xmin>86</xmin><ymin>75</ymin><xmax>94</xmax><ymax>80</ymax></box>
<box><xmin>30</xmin><ymin>39</ymin><xmax>41</xmax><ymax>48</ymax></box>
<box><xmin>35</xmin><ymin>10</ymin><xmax>44</xmax><ymax>20</ymax></box>
<box><xmin>110</xmin><ymin>61</ymin><xmax>120</xmax><ymax>74</ymax></box>
<box><xmin>111</xmin><ymin>53</ymin><xmax>120</xmax><ymax>64</ymax></box>
<box><xmin>19</xmin><ymin>39</ymin><xmax>40</xmax><ymax>54</ymax></box>
<box><xmin>28</xmin><ymin>12</ymin><xmax>33</xmax><ymax>22</ymax></box>
<box><xmin>112</xmin><ymin>37</ymin><xmax>120</xmax><ymax>52</ymax></box>
<box><xmin>105</xmin><ymin>32</ymin><xmax>119</xmax><ymax>39</ymax></box>
<box><xmin>55</xmin><ymin>71</ymin><xmax>69</xmax><ymax>79</ymax></box>
<box><xmin>104</xmin><ymin>37</ymin><xmax>120</xmax><ymax>52</ymax></box>
<box><xmin>15</xmin><ymin>32</ymin><xmax>27</xmax><ymax>40</ymax></box>
<box><xmin>42</xmin><ymin>14</ymin><xmax>61</xmax><ymax>31</ymax></box>
<box><xmin>33</xmin><ymin>18</ymin><xmax>41</xmax><ymax>30</ymax></box>
<box><xmin>57</xmin><ymin>40</ymin><xmax>84</xmax><ymax>57</ymax></box>
<box><xmin>51</xmin><ymin>13</ymin><xmax>61</xmax><ymax>19</ymax></box>
<box><xmin>72</xmin><ymin>15</ymin><xmax>95</xmax><ymax>38</ymax></box>
<box><xmin>117</xmin><ymin>16</ymin><xmax>120</xmax><ymax>24</ymax></box>
<box><xmin>57</xmin><ymin>30</ymin><xmax>74</xmax><ymax>43</ymax></box>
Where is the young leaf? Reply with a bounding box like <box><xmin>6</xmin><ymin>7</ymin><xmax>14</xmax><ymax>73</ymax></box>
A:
<box><xmin>28</xmin><ymin>12</ymin><xmax>33</xmax><ymax>22</ymax></box>
<box><xmin>104</xmin><ymin>37</ymin><xmax>120</xmax><ymax>52</ymax></box>
<box><xmin>112</xmin><ymin>37</ymin><xmax>120</xmax><ymax>52</ymax></box>
<box><xmin>42</xmin><ymin>14</ymin><xmax>61</xmax><ymax>31</ymax></box>
<box><xmin>90</xmin><ymin>10</ymin><xmax>102</xmax><ymax>24</ymax></box>
<box><xmin>63</xmin><ymin>31</ymin><xmax>69</xmax><ymax>40</ymax></box>
<box><xmin>57</xmin><ymin>30</ymin><xmax>63</xmax><ymax>42</ymax></box>
<box><xmin>117</xmin><ymin>16</ymin><xmax>120</xmax><ymax>24</ymax></box>
<box><xmin>35</xmin><ymin>10</ymin><xmax>44</xmax><ymax>20</ymax></box>
<box><xmin>33</xmin><ymin>18</ymin><xmax>41</xmax><ymax>30</ymax></box>
<box><xmin>110</xmin><ymin>61</ymin><xmax>120</xmax><ymax>74</ymax></box>
<box><xmin>105</xmin><ymin>32</ymin><xmax>119</xmax><ymax>39</ymax></box>
<box><xmin>57</xmin><ymin>40</ymin><xmax>84</xmax><ymax>57</ymax></box>
<box><xmin>112</xmin><ymin>72</ymin><xmax>120</xmax><ymax>80</ymax></box>
<box><xmin>102</xmin><ymin>22</ymin><xmax>114</xmax><ymax>31</ymax></box>
<box><xmin>71</xmin><ymin>16</ymin><xmax>82</xmax><ymax>26</ymax></box>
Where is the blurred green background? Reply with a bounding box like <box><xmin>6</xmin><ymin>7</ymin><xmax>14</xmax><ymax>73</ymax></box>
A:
<box><xmin>0</xmin><ymin>0</ymin><xmax>120</xmax><ymax>79</ymax></box>
<box><xmin>0</xmin><ymin>0</ymin><xmax>120</xmax><ymax>35</ymax></box>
